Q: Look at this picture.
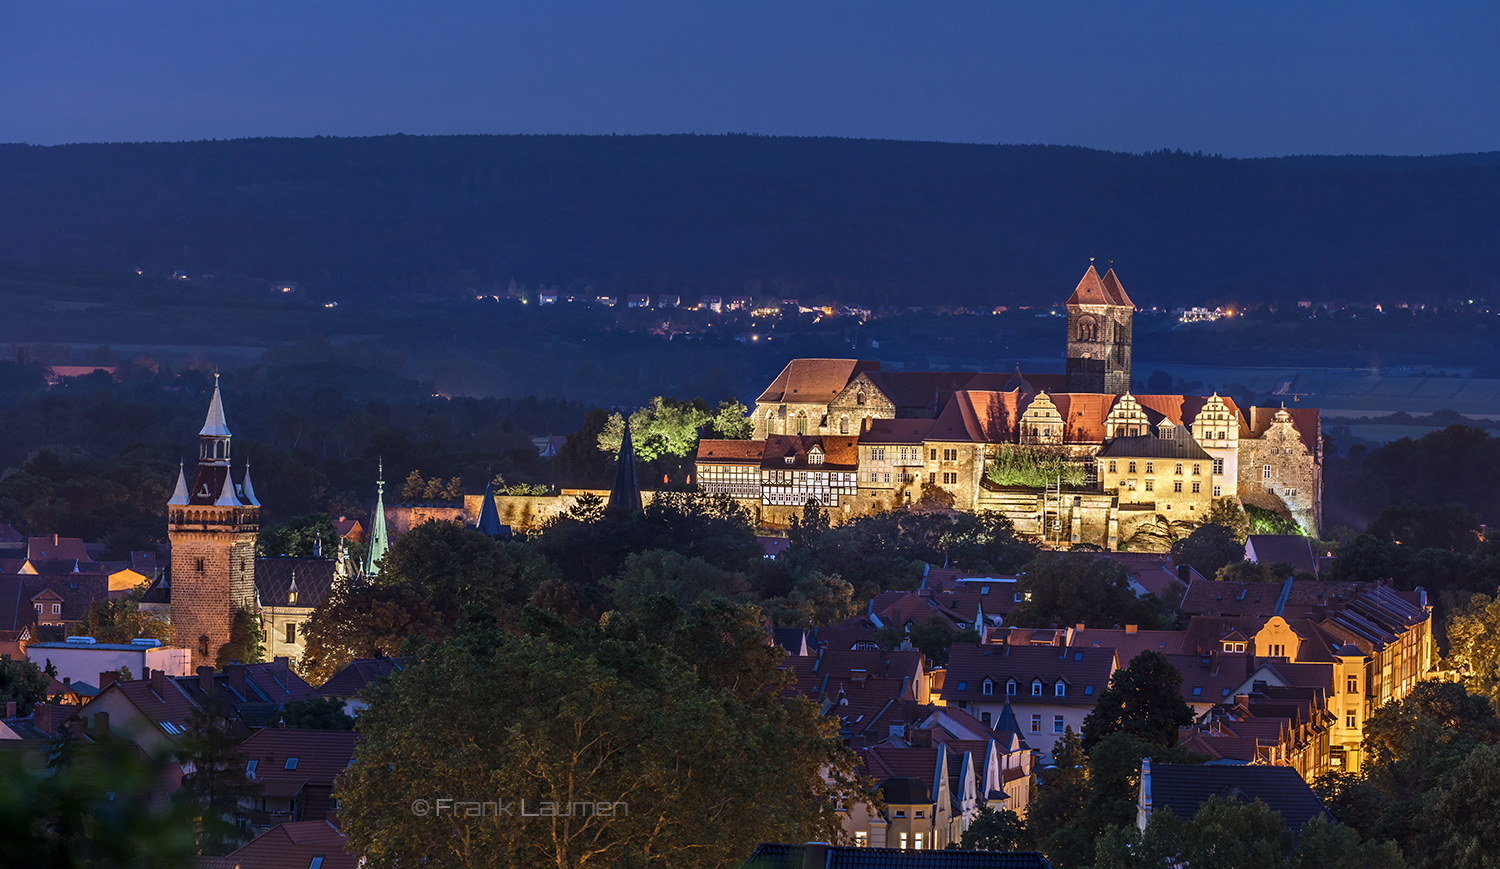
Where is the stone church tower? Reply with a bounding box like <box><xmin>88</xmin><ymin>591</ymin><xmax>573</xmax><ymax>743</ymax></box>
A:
<box><xmin>1064</xmin><ymin>264</ymin><xmax>1134</xmax><ymax>394</ymax></box>
<box><xmin>167</xmin><ymin>375</ymin><xmax>260</xmax><ymax>667</ymax></box>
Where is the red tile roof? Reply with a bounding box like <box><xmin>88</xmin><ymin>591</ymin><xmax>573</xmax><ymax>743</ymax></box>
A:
<box><xmin>239</xmin><ymin>729</ymin><xmax>359</xmax><ymax>789</ymax></box>
<box><xmin>756</xmin><ymin>359</ymin><xmax>880</xmax><ymax>404</ymax></box>
<box><xmin>317</xmin><ymin>658</ymin><xmax>406</xmax><ymax>695</ymax></box>
<box><xmin>944</xmin><ymin>644</ymin><xmax>1116</xmax><ymax>706</ymax></box>
<box><xmin>199</xmin><ymin>821</ymin><xmax>358</xmax><ymax>869</ymax></box>
<box><xmin>760</xmin><ymin>435</ymin><xmax>859</xmax><ymax>470</ymax></box>
<box><xmin>695</xmin><ymin>439</ymin><xmax>766</xmax><ymax>464</ymax></box>
<box><xmin>1065</xmin><ymin>265</ymin><xmax>1111</xmax><ymax>307</ymax></box>
<box><xmin>1100</xmin><ymin>268</ymin><xmax>1134</xmax><ymax>307</ymax></box>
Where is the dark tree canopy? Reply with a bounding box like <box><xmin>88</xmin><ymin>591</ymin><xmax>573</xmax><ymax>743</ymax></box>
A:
<box><xmin>1081</xmin><ymin>651</ymin><xmax>1196</xmax><ymax>751</ymax></box>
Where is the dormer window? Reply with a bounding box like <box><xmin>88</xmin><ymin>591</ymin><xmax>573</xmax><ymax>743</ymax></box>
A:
<box><xmin>1223</xmin><ymin>642</ymin><xmax>1246</xmax><ymax>653</ymax></box>
<box><xmin>1031</xmin><ymin>680</ymin><xmax>1043</xmax><ymax>697</ymax></box>
<box><xmin>1158</xmin><ymin>422</ymin><xmax>1173</xmax><ymax>439</ymax></box>
<box><xmin>982</xmin><ymin>679</ymin><xmax>994</xmax><ymax>696</ymax></box>
<box><xmin>1054</xmin><ymin>681</ymin><xmax>1066</xmax><ymax>697</ymax></box>
<box><xmin>808</xmin><ymin>447</ymin><xmax>824</xmax><ymax>466</ymax></box>
<box><xmin>784</xmin><ymin>456</ymin><xmax>794</xmax><ymax>465</ymax></box>
<box><xmin>1006</xmin><ymin>679</ymin><xmax>1017</xmax><ymax>696</ymax></box>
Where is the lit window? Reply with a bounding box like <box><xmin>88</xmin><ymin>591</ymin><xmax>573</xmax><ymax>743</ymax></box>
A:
<box><xmin>914</xmin><ymin>833</ymin><xmax>924</xmax><ymax>850</ymax></box>
<box><xmin>1031</xmin><ymin>681</ymin><xmax>1042</xmax><ymax>697</ymax></box>
<box><xmin>899</xmin><ymin>832</ymin><xmax>909</xmax><ymax>849</ymax></box>
<box><xmin>855</xmin><ymin>832</ymin><xmax>868</xmax><ymax>847</ymax></box>
<box><xmin>1031</xmin><ymin>714</ymin><xmax>1041</xmax><ymax>732</ymax></box>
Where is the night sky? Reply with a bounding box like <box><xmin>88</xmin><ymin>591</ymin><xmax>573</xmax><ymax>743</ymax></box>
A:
<box><xmin>2</xmin><ymin>1</ymin><xmax>1497</xmax><ymax>156</ymax></box>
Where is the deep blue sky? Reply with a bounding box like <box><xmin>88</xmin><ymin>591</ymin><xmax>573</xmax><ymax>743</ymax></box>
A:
<box><xmin>2</xmin><ymin>1</ymin><xmax>1496</xmax><ymax>156</ymax></box>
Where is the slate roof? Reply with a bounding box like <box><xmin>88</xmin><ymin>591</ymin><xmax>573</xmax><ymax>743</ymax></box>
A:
<box><xmin>1069</xmin><ymin>628</ymin><xmax>1188</xmax><ymax>662</ymax></box>
<box><xmin>860</xmin><ymin>419</ymin><xmax>938</xmax><ymax>444</ymax></box>
<box><xmin>196</xmin><ymin>821</ymin><xmax>358</xmax><ymax>869</ymax></box>
<box><xmin>254</xmin><ymin>557</ymin><xmax>337</xmax><ymax>609</ymax></box>
<box><xmin>1096</xmin><ymin>428</ymin><xmax>1213</xmax><ymax>460</ymax></box>
<box><xmin>1245</xmin><ymin>536</ymin><xmax>1318</xmax><ymax>576</ymax></box>
<box><xmin>21</xmin><ymin>575</ymin><xmax>108</xmax><ymax>622</ymax></box>
<box><xmin>862</xmin><ymin>371</ymin><xmax>980</xmax><ymax>416</ymax></box>
<box><xmin>757</xmin><ymin>359</ymin><xmax>880</xmax><ymax>404</ymax></box>
<box><xmin>696</xmin><ymin>439</ymin><xmax>766</xmax><ymax>464</ymax></box>
<box><xmin>1242</xmin><ymin>406</ymin><xmax>1321</xmax><ymax>455</ymax></box>
<box><xmin>944</xmin><ymin>644</ymin><xmax>1116</xmax><ymax>705</ymax></box>
<box><xmin>0</xmin><ymin>577</ymin><xmax>36</xmax><ymax>631</ymax></box>
<box><xmin>317</xmin><ymin>657</ymin><xmax>407</xmax><ymax>695</ymax></box>
<box><xmin>1145</xmin><ymin>762</ymin><xmax>1331</xmax><ymax>833</ymax></box>
<box><xmin>743</xmin><ymin>843</ymin><xmax>1054</xmax><ymax>868</ymax></box>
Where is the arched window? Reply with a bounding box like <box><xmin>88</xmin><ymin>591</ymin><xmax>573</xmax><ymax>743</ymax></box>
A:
<box><xmin>1077</xmin><ymin>315</ymin><xmax>1099</xmax><ymax>342</ymax></box>
<box><xmin>856</xmin><ymin>391</ymin><xmax>866</xmax><ymax>406</ymax></box>
<box><xmin>795</xmin><ymin>411</ymin><xmax>808</xmax><ymax>435</ymax></box>
<box><xmin>198</xmin><ymin>635</ymin><xmax>210</xmax><ymax>658</ymax></box>
<box><xmin>839</xmin><ymin>416</ymin><xmax>849</xmax><ymax>435</ymax></box>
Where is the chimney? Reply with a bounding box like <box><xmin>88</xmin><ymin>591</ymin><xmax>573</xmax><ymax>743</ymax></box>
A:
<box><xmin>99</xmin><ymin>671</ymin><xmax>118</xmax><ymax>690</ymax></box>
<box><xmin>273</xmin><ymin>656</ymin><xmax>290</xmax><ymax>672</ymax></box>
<box><xmin>1125</xmin><ymin>624</ymin><xmax>1138</xmax><ymax>634</ymax></box>
<box><xmin>33</xmin><ymin>703</ymin><xmax>51</xmax><ymax>735</ymax></box>
<box><xmin>1235</xmin><ymin>693</ymin><xmax>1250</xmax><ymax>708</ymax></box>
<box><xmin>910</xmin><ymin>727</ymin><xmax>933</xmax><ymax>748</ymax></box>
<box><xmin>62</xmin><ymin>677</ymin><xmax>70</xmax><ymax>685</ymax></box>
<box><xmin>1178</xmin><ymin>564</ymin><xmax>1192</xmax><ymax>583</ymax></box>
<box><xmin>803</xmin><ymin>842</ymin><xmax>830</xmax><ymax>869</ymax></box>
<box><xmin>1075</xmin><ymin>623</ymin><xmax>1085</xmax><ymax>631</ymax></box>
<box><xmin>93</xmin><ymin>710</ymin><xmax>110</xmax><ymax>736</ymax></box>
<box><xmin>4</xmin><ymin>701</ymin><xmax>14</xmax><ymax>718</ymax></box>
<box><xmin>225</xmin><ymin>663</ymin><xmax>248</xmax><ymax>697</ymax></box>
<box><xmin>151</xmin><ymin>668</ymin><xmax>169</xmax><ymax>698</ymax></box>
<box><xmin>198</xmin><ymin>665</ymin><xmax>215</xmax><ymax>695</ymax></box>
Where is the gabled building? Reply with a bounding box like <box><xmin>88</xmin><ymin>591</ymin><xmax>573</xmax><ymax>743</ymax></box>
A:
<box><xmin>759</xmin><ymin>435</ymin><xmax>859</xmax><ymax>509</ymax></box>
<box><xmin>195</xmin><ymin>820</ymin><xmax>359</xmax><ymax>869</ymax></box>
<box><xmin>1137</xmin><ymin>760</ymin><xmax>1332</xmax><ymax>834</ymax></box>
<box><xmin>238</xmin><ymin>728</ymin><xmax>359</xmax><ymax>831</ymax></box>
<box><xmin>940</xmin><ymin>644</ymin><xmax>1116</xmax><ymax>760</ymax></box>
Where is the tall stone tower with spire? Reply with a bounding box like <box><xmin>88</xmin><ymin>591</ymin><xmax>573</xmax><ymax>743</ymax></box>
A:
<box><xmin>1064</xmin><ymin>264</ymin><xmax>1134</xmax><ymax>394</ymax></box>
<box><xmin>167</xmin><ymin>375</ymin><xmax>260</xmax><ymax>667</ymax></box>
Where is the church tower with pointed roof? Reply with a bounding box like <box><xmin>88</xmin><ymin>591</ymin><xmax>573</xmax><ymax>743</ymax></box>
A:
<box><xmin>167</xmin><ymin>375</ymin><xmax>260</xmax><ymax>667</ymax></box>
<box><xmin>1065</xmin><ymin>264</ymin><xmax>1134</xmax><ymax>394</ymax></box>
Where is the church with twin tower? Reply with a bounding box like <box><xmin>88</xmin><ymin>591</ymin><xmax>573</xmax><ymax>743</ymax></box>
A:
<box><xmin>166</xmin><ymin>375</ymin><xmax>261</xmax><ymax>667</ymax></box>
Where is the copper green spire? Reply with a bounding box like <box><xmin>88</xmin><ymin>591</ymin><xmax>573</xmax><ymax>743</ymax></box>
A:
<box><xmin>364</xmin><ymin>458</ymin><xmax>390</xmax><ymax>576</ymax></box>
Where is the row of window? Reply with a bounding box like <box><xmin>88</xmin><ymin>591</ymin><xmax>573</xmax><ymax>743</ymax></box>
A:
<box><xmin>1118</xmin><ymin>479</ymin><xmax>1205</xmax><ymax>494</ymax></box>
<box><xmin>1107</xmin><ymin>460</ymin><xmax>1220</xmax><ymax>476</ymax></box>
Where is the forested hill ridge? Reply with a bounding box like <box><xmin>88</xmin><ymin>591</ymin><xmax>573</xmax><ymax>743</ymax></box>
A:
<box><xmin>2</xmin><ymin>134</ymin><xmax>1499</xmax><ymax>309</ymax></box>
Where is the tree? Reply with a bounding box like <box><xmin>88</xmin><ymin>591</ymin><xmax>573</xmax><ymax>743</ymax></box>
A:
<box><xmin>1362</xmin><ymin>681</ymin><xmax>1500</xmax><ymax>803</ymax></box>
<box><xmin>1445</xmin><ymin>592</ymin><xmax>1500</xmax><ymax>714</ymax></box>
<box><xmin>905</xmin><ymin>616</ymin><xmax>979</xmax><ymax>668</ymax></box>
<box><xmin>1082</xmin><ymin>651</ymin><xmax>1195</xmax><ymax>751</ymax></box>
<box><xmin>1312</xmin><ymin>771</ymin><xmax>1390</xmax><ymax>842</ymax></box>
<box><xmin>399</xmin><ymin>471</ymin><xmax>464</xmax><ymax>503</ymax></box>
<box><xmin>378</xmin><ymin>519</ymin><xmax>555</xmax><ymax>623</ymax></box>
<box><xmin>596</xmin><ymin>397</ymin><xmax>713</xmax><ymax>462</ymax></box>
<box><xmin>1007</xmin><ymin>552</ymin><xmax>1169</xmax><ymax>631</ymax></box>
<box><xmin>337</xmin><ymin>602</ymin><xmax>871</xmax><ymax>868</ymax></box>
<box><xmin>710</xmin><ymin>399</ymin><xmax>753</xmax><ymax>439</ymax></box>
<box><xmin>603</xmin><ymin>549</ymin><xmax>752</xmax><ymax>611</ymax></box>
<box><xmin>255</xmin><ymin>512</ymin><xmax>338</xmax><ymax>557</ymax></box>
<box><xmin>73</xmin><ymin>593</ymin><xmax>173</xmax><ymax>645</ymax></box>
<box><xmin>1292</xmin><ymin>815</ymin><xmax>1406</xmax><ymax>869</ymax></box>
<box><xmin>0</xmin><ymin>740</ymin><xmax>197</xmax><ymax>867</ymax></box>
<box><xmin>297</xmin><ymin>580</ymin><xmax>448</xmax><ymax>686</ymax></box>
<box><xmin>216</xmin><ymin>605</ymin><xmax>264</xmax><ymax>667</ymax></box>
<box><xmin>1028</xmin><ymin>727</ymin><xmax>1091</xmax><ymax>867</ymax></box>
<box><xmin>176</xmin><ymin>699</ymin><xmax>261</xmax><ymax>856</ymax></box>
<box><xmin>1171</xmin><ymin>522</ymin><xmax>1246</xmax><ymax>578</ymax></box>
<box><xmin>1367</xmin><ymin>502</ymin><xmax>1483</xmax><ymax>554</ymax></box>
<box><xmin>281</xmin><ymin>696</ymin><xmax>356</xmax><ymax>730</ymax></box>
<box><xmin>1080</xmin><ymin>732</ymin><xmax>1209</xmax><ymax>840</ymax></box>
<box><xmin>960</xmin><ymin>806</ymin><xmax>1027</xmax><ymax>851</ymax></box>
<box><xmin>1205</xmin><ymin>496</ymin><xmax>1251</xmax><ymax>542</ymax></box>
<box><xmin>1415</xmin><ymin>743</ymin><xmax>1500</xmax><ymax>868</ymax></box>
<box><xmin>1215</xmin><ymin>560</ymin><xmax>1285</xmax><ymax>583</ymax></box>
<box><xmin>766</xmin><ymin>572</ymin><xmax>859</xmax><ymax>629</ymax></box>
<box><xmin>0</xmin><ymin>655</ymin><xmax>49</xmax><ymax>717</ymax></box>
